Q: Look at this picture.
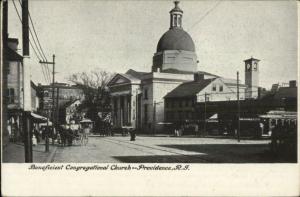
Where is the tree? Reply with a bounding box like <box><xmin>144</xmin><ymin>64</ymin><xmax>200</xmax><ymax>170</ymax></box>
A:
<box><xmin>67</xmin><ymin>69</ymin><xmax>114</xmax><ymax>124</ymax></box>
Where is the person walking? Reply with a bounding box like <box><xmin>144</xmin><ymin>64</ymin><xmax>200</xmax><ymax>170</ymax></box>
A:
<box><xmin>66</xmin><ymin>124</ymin><xmax>73</xmax><ymax>146</ymax></box>
<box><xmin>81</xmin><ymin>123</ymin><xmax>90</xmax><ymax>146</ymax></box>
<box><xmin>60</xmin><ymin>126</ymin><xmax>67</xmax><ymax>147</ymax></box>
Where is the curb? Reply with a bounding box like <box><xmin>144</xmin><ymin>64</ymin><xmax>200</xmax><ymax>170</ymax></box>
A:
<box><xmin>45</xmin><ymin>146</ymin><xmax>58</xmax><ymax>163</ymax></box>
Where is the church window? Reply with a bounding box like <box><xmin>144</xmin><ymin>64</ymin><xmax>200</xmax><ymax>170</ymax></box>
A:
<box><xmin>185</xmin><ymin>100</ymin><xmax>189</xmax><ymax>107</ymax></box>
<box><xmin>114</xmin><ymin>98</ymin><xmax>118</xmax><ymax>112</ymax></box>
<box><xmin>44</xmin><ymin>91</ymin><xmax>49</xmax><ymax>97</ymax></box>
<box><xmin>178</xmin><ymin>111</ymin><xmax>183</xmax><ymax>120</ymax></box>
<box><xmin>144</xmin><ymin>89</ymin><xmax>148</xmax><ymax>100</ymax></box>
<box><xmin>6</xmin><ymin>88</ymin><xmax>15</xmax><ymax>104</ymax></box>
<box><xmin>166</xmin><ymin>112</ymin><xmax>171</xmax><ymax>121</ymax></box>
<box><xmin>144</xmin><ymin>104</ymin><xmax>148</xmax><ymax>123</ymax></box>
<box><xmin>173</xmin><ymin>15</ymin><xmax>177</xmax><ymax>27</ymax></box>
<box><xmin>219</xmin><ymin>85</ymin><xmax>223</xmax><ymax>92</ymax></box>
<box><xmin>166</xmin><ymin>101</ymin><xmax>170</xmax><ymax>108</ymax></box>
<box><xmin>177</xmin><ymin>15</ymin><xmax>181</xmax><ymax>27</ymax></box>
<box><xmin>212</xmin><ymin>84</ymin><xmax>216</xmax><ymax>91</ymax></box>
<box><xmin>178</xmin><ymin>16</ymin><xmax>182</xmax><ymax>27</ymax></box>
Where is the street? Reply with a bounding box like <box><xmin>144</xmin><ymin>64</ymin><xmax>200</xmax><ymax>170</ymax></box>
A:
<box><xmin>52</xmin><ymin>136</ymin><xmax>275</xmax><ymax>163</ymax></box>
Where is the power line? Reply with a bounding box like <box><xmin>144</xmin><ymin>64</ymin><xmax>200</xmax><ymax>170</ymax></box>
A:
<box><xmin>173</xmin><ymin>1</ymin><xmax>222</xmax><ymax>47</ymax></box>
<box><xmin>18</xmin><ymin>0</ymin><xmax>48</xmax><ymax>61</ymax></box>
<box><xmin>187</xmin><ymin>1</ymin><xmax>222</xmax><ymax>32</ymax></box>
<box><xmin>11</xmin><ymin>0</ymin><xmax>50</xmax><ymax>84</ymax></box>
<box><xmin>18</xmin><ymin>0</ymin><xmax>52</xmax><ymax>83</ymax></box>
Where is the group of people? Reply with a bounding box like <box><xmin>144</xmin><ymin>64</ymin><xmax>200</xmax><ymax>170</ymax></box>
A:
<box><xmin>57</xmin><ymin>121</ymin><xmax>91</xmax><ymax>147</ymax></box>
<box><xmin>270</xmin><ymin>119</ymin><xmax>297</xmax><ymax>157</ymax></box>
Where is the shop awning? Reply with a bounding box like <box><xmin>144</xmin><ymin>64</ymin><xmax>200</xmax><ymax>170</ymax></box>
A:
<box><xmin>259</xmin><ymin>111</ymin><xmax>297</xmax><ymax>120</ymax></box>
<box><xmin>157</xmin><ymin>122</ymin><xmax>173</xmax><ymax>125</ymax></box>
<box><xmin>31</xmin><ymin>112</ymin><xmax>48</xmax><ymax>123</ymax></box>
<box><xmin>39</xmin><ymin>121</ymin><xmax>53</xmax><ymax>126</ymax></box>
<box><xmin>207</xmin><ymin>114</ymin><xmax>218</xmax><ymax>122</ymax></box>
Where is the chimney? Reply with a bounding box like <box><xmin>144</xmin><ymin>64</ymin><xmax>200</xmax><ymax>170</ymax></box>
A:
<box><xmin>271</xmin><ymin>83</ymin><xmax>279</xmax><ymax>92</ymax></box>
<box><xmin>7</xmin><ymin>38</ymin><xmax>19</xmax><ymax>51</ymax></box>
<box><xmin>289</xmin><ymin>80</ymin><xmax>296</xmax><ymax>88</ymax></box>
<box><xmin>194</xmin><ymin>72</ymin><xmax>204</xmax><ymax>82</ymax></box>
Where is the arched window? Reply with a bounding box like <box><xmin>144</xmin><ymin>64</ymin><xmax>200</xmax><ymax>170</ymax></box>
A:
<box><xmin>44</xmin><ymin>91</ymin><xmax>49</xmax><ymax>97</ymax></box>
<box><xmin>173</xmin><ymin>15</ymin><xmax>177</xmax><ymax>27</ymax></box>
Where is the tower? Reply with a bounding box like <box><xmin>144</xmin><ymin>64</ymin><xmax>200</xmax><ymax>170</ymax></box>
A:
<box><xmin>152</xmin><ymin>1</ymin><xmax>198</xmax><ymax>73</ymax></box>
<box><xmin>170</xmin><ymin>1</ymin><xmax>183</xmax><ymax>29</ymax></box>
<box><xmin>244</xmin><ymin>57</ymin><xmax>260</xmax><ymax>99</ymax></box>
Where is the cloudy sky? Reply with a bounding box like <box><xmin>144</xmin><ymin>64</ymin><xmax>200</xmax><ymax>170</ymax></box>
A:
<box><xmin>8</xmin><ymin>0</ymin><xmax>298</xmax><ymax>89</ymax></box>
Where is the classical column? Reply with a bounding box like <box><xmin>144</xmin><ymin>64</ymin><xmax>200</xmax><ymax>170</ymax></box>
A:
<box><xmin>128</xmin><ymin>95</ymin><xmax>131</xmax><ymax>125</ymax></box>
<box><xmin>122</xmin><ymin>95</ymin><xmax>128</xmax><ymax>125</ymax></box>
<box><xmin>118</xmin><ymin>96</ymin><xmax>122</xmax><ymax>127</ymax></box>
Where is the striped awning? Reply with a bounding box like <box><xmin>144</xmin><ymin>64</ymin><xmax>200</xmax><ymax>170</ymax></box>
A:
<box><xmin>31</xmin><ymin>112</ymin><xmax>47</xmax><ymax>123</ymax></box>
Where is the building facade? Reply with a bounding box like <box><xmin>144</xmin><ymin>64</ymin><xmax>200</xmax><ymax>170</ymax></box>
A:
<box><xmin>5</xmin><ymin>38</ymin><xmax>24</xmax><ymax>141</ymax></box>
<box><xmin>107</xmin><ymin>1</ymin><xmax>257</xmax><ymax>134</ymax></box>
<box><xmin>38</xmin><ymin>83</ymin><xmax>85</xmax><ymax>124</ymax></box>
<box><xmin>164</xmin><ymin>72</ymin><xmax>247</xmax><ymax>123</ymax></box>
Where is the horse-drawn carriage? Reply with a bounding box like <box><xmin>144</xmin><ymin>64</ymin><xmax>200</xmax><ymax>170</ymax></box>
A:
<box><xmin>58</xmin><ymin>119</ymin><xmax>93</xmax><ymax>146</ymax></box>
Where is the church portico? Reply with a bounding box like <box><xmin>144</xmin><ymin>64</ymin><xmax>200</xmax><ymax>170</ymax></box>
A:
<box><xmin>111</xmin><ymin>92</ymin><xmax>132</xmax><ymax>128</ymax></box>
<box><xmin>108</xmin><ymin>73</ymin><xmax>142</xmax><ymax>130</ymax></box>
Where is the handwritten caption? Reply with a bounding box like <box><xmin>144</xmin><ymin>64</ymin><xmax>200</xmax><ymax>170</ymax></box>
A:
<box><xmin>28</xmin><ymin>164</ymin><xmax>190</xmax><ymax>171</ymax></box>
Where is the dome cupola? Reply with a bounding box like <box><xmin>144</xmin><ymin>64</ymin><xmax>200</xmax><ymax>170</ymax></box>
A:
<box><xmin>156</xmin><ymin>1</ymin><xmax>195</xmax><ymax>53</ymax></box>
<box><xmin>152</xmin><ymin>1</ymin><xmax>198</xmax><ymax>73</ymax></box>
<box><xmin>170</xmin><ymin>1</ymin><xmax>183</xmax><ymax>29</ymax></box>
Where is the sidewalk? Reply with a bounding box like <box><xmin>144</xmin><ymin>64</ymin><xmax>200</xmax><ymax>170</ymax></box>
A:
<box><xmin>2</xmin><ymin>141</ymin><xmax>57</xmax><ymax>163</ymax></box>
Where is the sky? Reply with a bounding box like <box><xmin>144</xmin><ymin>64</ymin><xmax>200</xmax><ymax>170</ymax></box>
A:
<box><xmin>7</xmin><ymin>0</ymin><xmax>298</xmax><ymax>89</ymax></box>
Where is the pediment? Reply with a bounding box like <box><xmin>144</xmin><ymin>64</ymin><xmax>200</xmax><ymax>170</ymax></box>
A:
<box><xmin>107</xmin><ymin>74</ymin><xmax>131</xmax><ymax>86</ymax></box>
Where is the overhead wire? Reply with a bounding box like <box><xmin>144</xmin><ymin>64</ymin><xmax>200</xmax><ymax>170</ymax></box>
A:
<box><xmin>17</xmin><ymin>0</ymin><xmax>52</xmax><ymax>84</ymax></box>
<box><xmin>173</xmin><ymin>1</ymin><xmax>222</xmax><ymax>47</ymax></box>
<box><xmin>11</xmin><ymin>0</ymin><xmax>50</xmax><ymax>84</ymax></box>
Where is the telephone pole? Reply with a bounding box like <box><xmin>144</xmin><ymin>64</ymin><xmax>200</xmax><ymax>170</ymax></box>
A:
<box><xmin>237</xmin><ymin>71</ymin><xmax>240</xmax><ymax>142</ymax></box>
<box><xmin>40</xmin><ymin>54</ymin><xmax>55</xmax><ymax>146</ymax></box>
<box><xmin>22</xmin><ymin>0</ymin><xmax>33</xmax><ymax>162</ymax></box>
<box><xmin>204</xmin><ymin>92</ymin><xmax>207</xmax><ymax>136</ymax></box>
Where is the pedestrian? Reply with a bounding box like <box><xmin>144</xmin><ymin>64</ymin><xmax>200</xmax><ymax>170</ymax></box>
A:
<box><xmin>33</xmin><ymin>127</ymin><xmax>40</xmax><ymax>143</ymax></box>
<box><xmin>60</xmin><ymin>126</ymin><xmax>67</xmax><ymax>147</ymax></box>
<box><xmin>66</xmin><ymin>124</ymin><xmax>73</xmax><ymax>146</ymax></box>
<box><xmin>194</xmin><ymin>123</ymin><xmax>199</xmax><ymax>136</ymax></box>
<box><xmin>129</xmin><ymin>129</ymin><xmax>136</xmax><ymax>141</ymax></box>
<box><xmin>259</xmin><ymin>122</ymin><xmax>264</xmax><ymax>137</ymax></box>
<box><xmin>81</xmin><ymin>123</ymin><xmax>90</xmax><ymax>146</ymax></box>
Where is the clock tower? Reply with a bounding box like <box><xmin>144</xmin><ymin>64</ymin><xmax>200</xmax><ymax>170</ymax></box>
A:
<box><xmin>244</xmin><ymin>57</ymin><xmax>260</xmax><ymax>99</ymax></box>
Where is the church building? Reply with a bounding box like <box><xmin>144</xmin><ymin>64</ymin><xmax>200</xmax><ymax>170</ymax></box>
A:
<box><xmin>107</xmin><ymin>1</ymin><xmax>260</xmax><ymax>133</ymax></box>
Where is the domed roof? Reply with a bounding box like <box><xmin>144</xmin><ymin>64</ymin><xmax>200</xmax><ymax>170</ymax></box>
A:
<box><xmin>156</xmin><ymin>28</ymin><xmax>195</xmax><ymax>52</ymax></box>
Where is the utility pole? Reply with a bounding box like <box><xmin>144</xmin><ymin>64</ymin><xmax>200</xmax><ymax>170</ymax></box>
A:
<box><xmin>2</xmin><ymin>0</ymin><xmax>9</xmax><ymax>148</ymax></box>
<box><xmin>22</xmin><ymin>0</ymin><xmax>33</xmax><ymax>162</ymax></box>
<box><xmin>40</xmin><ymin>54</ymin><xmax>55</xmax><ymax>146</ymax></box>
<box><xmin>55</xmin><ymin>87</ymin><xmax>59</xmax><ymax>145</ymax></box>
<box><xmin>56</xmin><ymin>87</ymin><xmax>59</xmax><ymax>126</ymax></box>
<box><xmin>237</xmin><ymin>71</ymin><xmax>240</xmax><ymax>142</ymax></box>
<box><xmin>45</xmin><ymin>110</ymin><xmax>49</xmax><ymax>152</ymax></box>
<box><xmin>204</xmin><ymin>93</ymin><xmax>207</xmax><ymax>136</ymax></box>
